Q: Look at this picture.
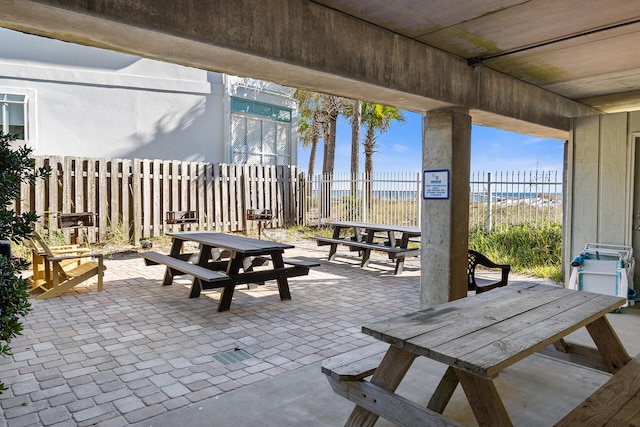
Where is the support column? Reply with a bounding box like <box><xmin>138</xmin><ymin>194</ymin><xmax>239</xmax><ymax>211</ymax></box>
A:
<box><xmin>421</xmin><ymin>108</ymin><xmax>471</xmax><ymax>308</ymax></box>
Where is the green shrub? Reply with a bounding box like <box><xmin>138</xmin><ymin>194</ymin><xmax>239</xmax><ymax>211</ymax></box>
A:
<box><xmin>0</xmin><ymin>132</ymin><xmax>50</xmax><ymax>393</ymax></box>
<box><xmin>469</xmin><ymin>222</ymin><xmax>562</xmax><ymax>279</ymax></box>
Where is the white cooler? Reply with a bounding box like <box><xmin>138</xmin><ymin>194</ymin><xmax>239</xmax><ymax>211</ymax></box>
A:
<box><xmin>568</xmin><ymin>243</ymin><xmax>636</xmax><ymax>308</ymax></box>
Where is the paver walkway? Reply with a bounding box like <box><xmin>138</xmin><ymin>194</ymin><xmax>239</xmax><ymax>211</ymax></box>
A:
<box><xmin>0</xmin><ymin>239</ymin><xmax>424</xmax><ymax>426</ymax></box>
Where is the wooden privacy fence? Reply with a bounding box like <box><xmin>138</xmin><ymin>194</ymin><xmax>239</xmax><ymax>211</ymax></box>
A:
<box><xmin>18</xmin><ymin>156</ymin><xmax>303</xmax><ymax>243</ymax></box>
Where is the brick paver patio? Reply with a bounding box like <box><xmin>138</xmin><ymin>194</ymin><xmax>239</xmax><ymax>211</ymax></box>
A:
<box><xmin>0</xmin><ymin>239</ymin><xmax>423</xmax><ymax>426</ymax></box>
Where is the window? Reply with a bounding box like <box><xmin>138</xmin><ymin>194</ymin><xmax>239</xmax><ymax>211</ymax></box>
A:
<box><xmin>230</xmin><ymin>97</ymin><xmax>292</xmax><ymax>166</ymax></box>
<box><xmin>0</xmin><ymin>93</ymin><xmax>28</xmax><ymax>140</ymax></box>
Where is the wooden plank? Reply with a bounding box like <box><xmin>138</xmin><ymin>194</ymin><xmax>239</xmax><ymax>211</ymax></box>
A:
<box><xmin>277</xmin><ymin>165</ymin><xmax>285</xmax><ymax>226</ymax></box>
<box><xmin>139</xmin><ymin>251</ymin><xmax>229</xmax><ymax>281</ymax></box>
<box><xmin>228</xmin><ymin>165</ymin><xmax>237</xmax><ymax>231</ymax></box>
<box><xmin>598</xmin><ymin>113</ymin><xmax>628</xmax><ymax>244</ymax></box>
<box><xmin>328</xmin><ymin>379</ymin><xmax>464</xmax><ymax>427</ymax></box>
<box><xmin>98</xmin><ymin>159</ymin><xmax>108</xmax><ymax>240</ymax></box>
<box><xmin>585</xmin><ymin>315</ymin><xmax>631</xmax><ymax>373</ymax></box>
<box><xmin>161</xmin><ymin>160</ymin><xmax>170</xmax><ymax>234</ymax></box>
<box><xmin>86</xmin><ymin>158</ymin><xmax>96</xmax><ymax>243</ymax></box>
<box><xmin>554</xmin><ymin>356</ymin><xmax>640</xmax><ymax>426</ymax></box>
<box><xmin>48</xmin><ymin>156</ymin><xmax>61</xmax><ymax>231</ymax></box>
<box><xmin>180</xmin><ymin>161</ymin><xmax>188</xmax><ymax>221</ymax></box>
<box><xmin>189</xmin><ymin>161</ymin><xmax>197</xmax><ymax>231</ymax></box>
<box><xmin>364</xmin><ymin>283</ymin><xmax>560</xmax><ymax>347</ymax></box>
<box><xmin>345</xmin><ymin>345</ymin><xmax>417</xmax><ymax>427</ymax></box>
<box><xmin>205</xmin><ymin>162</ymin><xmax>213</xmax><ymax>230</ymax></box>
<box><xmin>152</xmin><ymin>160</ymin><xmax>161</xmax><ymax>237</ymax></box>
<box><xmin>62</xmin><ymin>157</ymin><xmax>73</xmax><ymax>241</ymax></box>
<box><xmin>75</xmin><ymin>157</ymin><xmax>85</xmax><ymax>213</ymax></box>
<box><xmin>221</xmin><ymin>164</ymin><xmax>229</xmax><ymax>232</ymax></box>
<box><xmin>121</xmin><ymin>159</ymin><xmax>132</xmax><ymax>241</ymax></box>
<box><xmin>243</xmin><ymin>164</ymin><xmax>252</xmax><ymax>233</ymax></box>
<box><xmin>197</xmin><ymin>162</ymin><xmax>206</xmax><ymax>230</ymax></box>
<box><xmin>321</xmin><ymin>341</ymin><xmax>389</xmax><ymax>380</ymax></box>
<box><xmin>455</xmin><ymin>368</ymin><xmax>511</xmax><ymax>427</ymax></box>
<box><xmin>214</xmin><ymin>164</ymin><xmax>223</xmax><ymax>231</ymax></box>
<box><xmin>142</xmin><ymin>159</ymin><xmax>151</xmax><ymax>239</ymax></box>
<box><xmin>109</xmin><ymin>159</ymin><xmax>119</xmax><ymax>232</ymax></box>
<box><xmin>570</xmin><ymin>116</ymin><xmax>600</xmax><ymax>258</ymax></box>
<box><xmin>425</xmin><ymin>290</ymin><xmax>605</xmax><ymax>361</ymax></box>
<box><xmin>132</xmin><ymin>159</ymin><xmax>142</xmax><ymax>243</ymax></box>
<box><xmin>537</xmin><ymin>342</ymin><xmax>609</xmax><ymax>372</ymax></box>
<box><xmin>171</xmin><ymin>160</ymin><xmax>180</xmax><ymax>233</ymax></box>
<box><xmin>440</xmin><ymin>293</ymin><xmax>625</xmax><ymax>378</ymax></box>
<box><xmin>33</xmin><ymin>157</ymin><xmax>45</xmax><ymax>219</ymax></box>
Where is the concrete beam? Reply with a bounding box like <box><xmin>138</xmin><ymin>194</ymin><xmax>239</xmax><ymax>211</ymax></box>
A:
<box><xmin>0</xmin><ymin>0</ymin><xmax>599</xmax><ymax>138</ymax></box>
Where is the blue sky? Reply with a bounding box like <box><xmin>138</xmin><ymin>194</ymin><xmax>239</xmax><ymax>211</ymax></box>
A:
<box><xmin>297</xmin><ymin>110</ymin><xmax>565</xmax><ymax>174</ymax></box>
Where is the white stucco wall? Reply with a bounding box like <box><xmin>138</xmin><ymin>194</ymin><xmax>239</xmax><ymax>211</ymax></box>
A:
<box><xmin>0</xmin><ymin>28</ymin><xmax>296</xmax><ymax>164</ymax></box>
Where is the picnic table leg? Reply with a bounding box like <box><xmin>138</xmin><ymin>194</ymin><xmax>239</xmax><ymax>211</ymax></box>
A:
<box><xmin>328</xmin><ymin>225</ymin><xmax>343</xmax><ymax>261</ymax></box>
<box><xmin>270</xmin><ymin>252</ymin><xmax>291</xmax><ymax>301</ymax></box>
<box><xmin>345</xmin><ymin>345</ymin><xmax>416</xmax><ymax>427</ymax></box>
<box><xmin>163</xmin><ymin>238</ymin><xmax>184</xmax><ymax>286</ymax></box>
<box><xmin>455</xmin><ymin>368</ymin><xmax>512</xmax><ymax>427</ymax></box>
<box><xmin>427</xmin><ymin>366</ymin><xmax>459</xmax><ymax>413</ymax></box>
<box><xmin>217</xmin><ymin>284</ymin><xmax>236</xmax><ymax>311</ymax></box>
<box><xmin>360</xmin><ymin>227</ymin><xmax>377</xmax><ymax>268</ymax></box>
<box><xmin>328</xmin><ymin>244</ymin><xmax>339</xmax><ymax>261</ymax></box>
<box><xmin>360</xmin><ymin>248</ymin><xmax>372</xmax><ymax>267</ymax></box>
<box><xmin>216</xmin><ymin>253</ymin><xmax>243</xmax><ymax>311</ymax></box>
<box><xmin>393</xmin><ymin>232</ymin><xmax>412</xmax><ymax>275</ymax></box>
<box><xmin>586</xmin><ymin>316</ymin><xmax>631</xmax><ymax>374</ymax></box>
<box><xmin>242</xmin><ymin>256</ymin><xmax>261</xmax><ymax>289</ymax></box>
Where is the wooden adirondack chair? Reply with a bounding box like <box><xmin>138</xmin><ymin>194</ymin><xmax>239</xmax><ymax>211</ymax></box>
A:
<box><xmin>29</xmin><ymin>231</ymin><xmax>106</xmax><ymax>300</ymax></box>
<box><xmin>28</xmin><ymin>234</ymin><xmax>91</xmax><ymax>293</ymax></box>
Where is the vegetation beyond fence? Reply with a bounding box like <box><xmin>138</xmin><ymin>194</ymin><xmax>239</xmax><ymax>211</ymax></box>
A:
<box><xmin>304</xmin><ymin>170</ymin><xmax>562</xmax><ymax>229</ymax></box>
<box><xmin>16</xmin><ymin>156</ymin><xmax>303</xmax><ymax>243</ymax></box>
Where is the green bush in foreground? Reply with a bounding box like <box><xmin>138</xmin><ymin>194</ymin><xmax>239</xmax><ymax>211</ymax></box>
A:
<box><xmin>0</xmin><ymin>132</ymin><xmax>50</xmax><ymax>393</ymax></box>
<box><xmin>469</xmin><ymin>222</ymin><xmax>562</xmax><ymax>281</ymax></box>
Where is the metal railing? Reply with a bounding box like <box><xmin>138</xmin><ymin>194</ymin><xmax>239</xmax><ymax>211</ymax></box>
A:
<box><xmin>304</xmin><ymin>170</ymin><xmax>562</xmax><ymax>229</ymax></box>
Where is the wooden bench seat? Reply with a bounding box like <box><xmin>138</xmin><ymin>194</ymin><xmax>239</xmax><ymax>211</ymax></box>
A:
<box><xmin>321</xmin><ymin>341</ymin><xmax>389</xmax><ymax>381</ymax></box>
<box><xmin>554</xmin><ymin>355</ymin><xmax>640</xmax><ymax>426</ymax></box>
<box><xmin>312</xmin><ymin>236</ymin><xmax>419</xmax><ymax>257</ymax></box>
<box><xmin>322</xmin><ymin>342</ymin><xmax>464</xmax><ymax>427</ymax></box>
<box><xmin>282</xmin><ymin>257</ymin><xmax>321</xmax><ymax>268</ymax></box>
<box><xmin>139</xmin><ymin>251</ymin><xmax>230</xmax><ymax>284</ymax></box>
<box><xmin>312</xmin><ymin>236</ymin><xmax>419</xmax><ymax>274</ymax></box>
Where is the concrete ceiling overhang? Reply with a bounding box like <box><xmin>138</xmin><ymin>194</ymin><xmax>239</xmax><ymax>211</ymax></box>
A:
<box><xmin>2</xmin><ymin>0</ymin><xmax>633</xmax><ymax>139</ymax></box>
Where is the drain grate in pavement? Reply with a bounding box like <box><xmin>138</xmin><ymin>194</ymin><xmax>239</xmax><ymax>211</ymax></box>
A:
<box><xmin>212</xmin><ymin>349</ymin><xmax>253</xmax><ymax>365</ymax></box>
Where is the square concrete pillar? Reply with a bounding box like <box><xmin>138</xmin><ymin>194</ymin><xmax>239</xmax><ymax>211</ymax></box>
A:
<box><xmin>421</xmin><ymin>108</ymin><xmax>471</xmax><ymax>308</ymax></box>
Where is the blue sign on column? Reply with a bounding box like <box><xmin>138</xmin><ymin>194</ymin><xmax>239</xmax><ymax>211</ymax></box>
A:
<box><xmin>423</xmin><ymin>169</ymin><xmax>450</xmax><ymax>200</ymax></box>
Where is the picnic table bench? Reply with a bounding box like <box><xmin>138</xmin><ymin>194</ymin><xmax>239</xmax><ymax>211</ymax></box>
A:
<box><xmin>141</xmin><ymin>232</ymin><xmax>318</xmax><ymax>312</ymax></box>
<box><xmin>322</xmin><ymin>283</ymin><xmax>633</xmax><ymax>426</ymax></box>
<box><xmin>554</xmin><ymin>354</ymin><xmax>640</xmax><ymax>426</ymax></box>
<box><xmin>312</xmin><ymin>221</ymin><xmax>420</xmax><ymax>274</ymax></box>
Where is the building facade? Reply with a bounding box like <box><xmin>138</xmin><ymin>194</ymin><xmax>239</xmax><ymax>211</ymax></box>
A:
<box><xmin>0</xmin><ymin>28</ymin><xmax>298</xmax><ymax>165</ymax></box>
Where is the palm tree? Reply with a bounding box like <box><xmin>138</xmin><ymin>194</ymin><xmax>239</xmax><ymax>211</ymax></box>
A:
<box><xmin>295</xmin><ymin>91</ymin><xmax>342</xmax><ymax>218</ymax></box>
<box><xmin>320</xmin><ymin>95</ymin><xmax>342</xmax><ymax>176</ymax></box>
<box><xmin>361</xmin><ymin>103</ymin><xmax>405</xmax><ymax>176</ymax></box>
<box><xmin>294</xmin><ymin>89</ymin><xmax>323</xmax><ymax>179</ymax></box>
<box><xmin>343</xmin><ymin>99</ymin><xmax>363</xmax><ymax>196</ymax></box>
<box><xmin>361</xmin><ymin>103</ymin><xmax>405</xmax><ymax>208</ymax></box>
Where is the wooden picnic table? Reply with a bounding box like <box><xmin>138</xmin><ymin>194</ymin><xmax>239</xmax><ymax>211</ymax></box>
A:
<box><xmin>140</xmin><ymin>232</ymin><xmax>318</xmax><ymax>312</ymax></box>
<box><xmin>312</xmin><ymin>221</ymin><xmax>421</xmax><ymax>274</ymax></box>
<box><xmin>322</xmin><ymin>282</ymin><xmax>632</xmax><ymax>426</ymax></box>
